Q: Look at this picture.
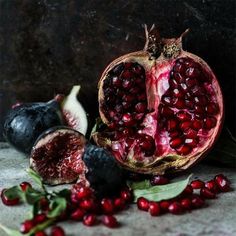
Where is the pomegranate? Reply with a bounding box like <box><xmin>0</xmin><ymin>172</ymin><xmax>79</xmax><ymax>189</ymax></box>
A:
<box><xmin>93</xmin><ymin>26</ymin><xmax>224</xmax><ymax>175</ymax></box>
<box><xmin>102</xmin><ymin>215</ymin><xmax>119</xmax><ymax>228</ymax></box>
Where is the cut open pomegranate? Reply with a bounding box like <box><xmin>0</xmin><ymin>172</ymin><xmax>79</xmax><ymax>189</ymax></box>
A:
<box><xmin>93</xmin><ymin>26</ymin><xmax>224</xmax><ymax>175</ymax></box>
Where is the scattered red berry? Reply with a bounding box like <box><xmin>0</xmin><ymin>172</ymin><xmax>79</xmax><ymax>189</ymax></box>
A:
<box><xmin>150</xmin><ymin>175</ymin><xmax>169</xmax><ymax>185</ymax></box>
<box><xmin>102</xmin><ymin>215</ymin><xmax>119</xmax><ymax>228</ymax></box>
<box><xmin>180</xmin><ymin>198</ymin><xmax>192</xmax><ymax>210</ymax></box>
<box><xmin>35</xmin><ymin>231</ymin><xmax>47</xmax><ymax>236</ymax></box>
<box><xmin>20</xmin><ymin>182</ymin><xmax>32</xmax><ymax>192</ymax></box>
<box><xmin>205</xmin><ymin>180</ymin><xmax>219</xmax><ymax>193</ymax></box>
<box><xmin>114</xmin><ymin>197</ymin><xmax>126</xmax><ymax>211</ymax></box>
<box><xmin>101</xmin><ymin>198</ymin><xmax>114</xmax><ymax>214</ymax></box>
<box><xmin>1</xmin><ymin>188</ymin><xmax>20</xmax><ymax>206</ymax></box>
<box><xmin>76</xmin><ymin>187</ymin><xmax>93</xmax><ymax>200</ymax></box>
<box><xmin>168</xmin><ymin>202</ymin><xmax>183</xmax><ymax>214</ymax></box>
<box><xmin>34</xmin><ymin>213</ymin><xmax>47</xmax><ymax>224</ymax></box>
<box><xmin>120</xmin><ymin>188</ymin><xmax>133</xmax><ymax>202</ymax></box>
<box><xmin>70</xmin><ymin>208</ymin><xmax>85</xmax><ymax>221</ymax></box>
<box><xmin>51</xmin><ymin>226</ymin><xmax>65</xmax><ymax>236</ymax></box>
<box><xmin>160</xmin><ymin>200</ymin><xmax>171</xmax><ymax>213</ymax></box>
<box><xmin>191</xmin><ymin>180</ymin><xmax>205</xmax><ymax>189</ymax></box>
<box><xmin>137</xmin><ymin>197</ymin><xmax>149</xmax><ymax>211</ymax></box>
<box><xmin>200</xmin><ymin>187</ymin><xmax>216</xmax><ymax>199</ymax></box>
<box><xmin>191</xmin><ymin>195</ymin><xmax>205</xmax><ymax>208</ymax></box>
<box><xmin>214</xmin><ymin>174</ymin><xmax>231</xmax><ymax>192</ymax></box>
<box><xmin>79</xmin><ymin>198</ymin><xmax>95</xmax><ymax>211</ymax></box>
<box><xmin>39</xmin><ymin>197</ymin><xmax>49</xmax><ymax>211</ymax></box>
<box><xmin>20</xmin><ymin>220</ymin><xmax>35</xmax><ymax>234</ymax></box>
<box><xmin>83</xmin><ymin>214</ymin><xmax>97</xmax><ymax>226</ymax></box>
<box><xmin>149</xmin><ymin>202</ymin><xmax>161</xmax><ymax>216</ymax></box>
<box><xmin>182</xmin><ymin>185</ymin><xmax>193</xmax><ymax>195</ymax></box>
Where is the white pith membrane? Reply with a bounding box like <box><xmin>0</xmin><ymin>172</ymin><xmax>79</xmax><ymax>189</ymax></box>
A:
<box><xmin>94</xmin><ymin>33</ymin><xmax>224</xmax><ymax>175</ymax></box>
<box><xmin>30</xmin><ymin>128</ymin><xmax>88</xmax><ymax>185</ymax></box>
<box><xmin>62</xmin><ymin>85</ymin><xmax>88</xmax><ymax>136</ymax></box>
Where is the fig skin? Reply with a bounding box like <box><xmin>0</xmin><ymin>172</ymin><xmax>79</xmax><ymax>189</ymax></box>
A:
<box><xmin>4</xmin><ymin>101</ymin><xmax>63</xmax><ymax>154</ymax></box>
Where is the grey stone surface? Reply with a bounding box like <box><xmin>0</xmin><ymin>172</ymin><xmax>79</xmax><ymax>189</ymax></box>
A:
<box><xmin>0</xmin><ymin>142</ymin><xmax>236</xmax><ymax>236</ymax></box>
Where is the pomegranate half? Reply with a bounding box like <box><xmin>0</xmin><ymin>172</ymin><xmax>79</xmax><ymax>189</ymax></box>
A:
<box><xmin>93</xmin><ymin>26</ymin><xmax>224</xmax><ymax>175</ymax></box>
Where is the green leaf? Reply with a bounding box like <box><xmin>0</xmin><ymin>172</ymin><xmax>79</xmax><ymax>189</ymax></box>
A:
<box><xmin>56</xmin><ymin>189</ymin><xmax>71</xmax><ymax>199</ymax></box>
<box><xmin>132</xmin><ymin>175</ymin><xmax>191</xmax><ymax>202</ymax></box>
<box><xmin>0</xmin><ymin>224</ymin><xmax>23</xmax><ymax>236</ymax></box>
<box><xmin>3</xmin><ymin>186</ymin><xmax>24</xmax><ymax>201</ymax></box>
<box><xmin>47</xmin><ymin>197</ymin><xmax>67</xmax><ymax>218</ymax></box>
<box><xmin>27</xmin><ymin>169</ymin><xmax>43</xmax><ymax>187</ymax></box>
<box><xmin>25</xmin><ymin>187</ymin><xmax>44</xmax><ymax>205</ymax></box>
<box><xmin>127</xmin><ymin>179</ymin><xmax>151</xmax><ymax>190</ymax></box>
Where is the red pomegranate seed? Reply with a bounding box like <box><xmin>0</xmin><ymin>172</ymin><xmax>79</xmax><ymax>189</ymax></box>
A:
<box><xmin>191</xmin><ymin>180</ymin><xmax>205</xmax><ymax>189</ymax></box>
<box><xmin>101</xmin><ymin>198</ymin><xmax>114</xmax><ymax>214</ymax></box>
<box><xmin>160</xmin><ymin>200</ymin><xmax>170</xmax><ymax>213</ymax></box>
<box><xmin>192</xmin><ymin>120</ymin><xmax>203</xmax><ymax>130</ymax></box>
<box><xmin>122</xmin><ymin>113</ymin><xmax>135</xmax><ymax>126</ymax></box>
<box><xmin>34</xmin><ymin>213</ymin><xmax>47</xmax><ymax>224</ymax></box>
<box><xmin>137</xmin><ymin>197</ymin><xmax>150</xmax><ymax>211</ymax></box>
<box><xmin>186</xmin><ymin>67</ymin><xmax>200</xmax><ymax>78</ymax></box>
<box><xmin>114</xmin><ymin>198</ymin><xmax>126</xmax><ymax>211</ymax></box>
<box><xmin>180</xmin><ymin>121</ymin><xmax>192</xmax><ymax>131</ymax></box>
<box><xmin>76</xmin><ymin>187</ymin><xmax>93</xmax><ymax>200</ymax></box>
<box><xmin>204</xmin><ymin>117</ymin><xmax>217</xmax><ymax>129</ymax></box>
<box><xmin>70</xmin><ymin>193</ymin><xmax>79</xmax><ymax>204</ymax></box>
<box><xmin>150</xmin><ymin>175</ymin><xmax>169</xmax><ymax>185</ymax></box>
<box><xmin>185</xmin><ymin>138</ymin><xmax>198</xmax><ymax>147</ymax></box>
<box><xmin>160</xmin><ymin>106</ymin><xmax>174</xmax><ymax>116</ymax></box>
<box><xmin>135</xmin><ymin>102</ymin><xmax>147</xmax><ymax>113</ymax></box>
<box><xmin>173</xmin><ymin>72</ymin><xmax>184</xmax><ymax>83</ymax></box>
<box><xmin>200</xmin><ymin>187</ymin><xmax>216</xmax><ymax>199</ymax></box>
<box><xmin>83</xmin><ymin>214</ymin><xmax>97</xmax><ymax>226</ymax></box>
<box><xmin>191</xmin><ymin>195</ymin><xmax>205</xmax><ymax>208</ymax></box>
<box><xmin>1</xmin><ymin>188</ymin><xmax>20</xmax><ymax>206</ymax></box>
<box><xmin>177</xmin><ymin>111</ymin><xmax>191</xmax><ymax>121</ymax></box>
<box><xmin>170</xmin><ymin>138</ymin><xmax>183</xmax><ymax>149</ymax></box>
<box><xmin>20</xmin><ymin>182</ymin><xmax>32</xmax><ymax>192</ymax></box>
<box><xmin>180</xmin><ymin>198</ymin><xmax>192</xmax><ymax>210</ymax></box>
<box><xmin>173</xmin><ymin>98</ymin><xmax>185</xmax><ymax>109</ymax></box>
<box><xmin>122</xmin><ymin>70</ymin><xmax>132</xmax><ymax>79</ymax></box>
<box><xmin>120</xmin><ymin>188</ymin><xmax>133</xmax><ymax>202</ymax></box>
<box><xmin>102</xmin><ymin>215</ymin><xmax>119</xmax><ymax>228</ymax></box>
<box><xmin>112</xmin><ymin>76</ymin><xmax>122</xmax><ymax>87</ymax></box>
<box><xmin>51</xmin><ymin>226</ymin><xmax>65</xmax><ymax>236</ymax></box>
<box><xmin>39</xmin><ymin>197</ymin><xmax>49</xmax><ymax>211</ymax></box>
<box><xmin>122</xmin><ymin>79</ymin><xmax>133</xmax><ymax>89</ymax></box>
<box><xmin>206</xmin><ymin>102</ymin><xmax>219</xmax><ymax>114</ymax></box>
<box><xmin>168</xmin><ymin>202</ymin><xmax>183</xmax><ymax>214</ymax></box>
<box><xmin>35</xmin><ymin>231</ymin><xmax>47</xmax><ymax>236</ymax></box>
<box><xmin>20</xmin><ymin>220</ymin><xmax>35</xmax><ymax>234</ymax></box>
<box><xmin>205</xmin><ymin>180</ymin><xmax>219</xmax><ymax>193</ymax></box>
<box><xmin>182</xmin><ymin>185</ymin><xmax>193</xmax><ymax>195</ymax></box>
<box><xmin>173</xmin><ymin>88</ymin><xmax>184</xmax><ymax>98</ymax></box>
<box><xmin>169</xmin><ymin>130</ymin><xmax>181</xmax><ymax>138</ymax></box>
<box><xmin>79</xmin><ymin>199</ymin><xmax>95</xmax><ymax>211</ymax></box>
<box><xmin>185</xmin><ymin>77</ymin><xmax>198</xmax><ymax>87</ymax></box>
<box><xmin>177</xmin><ymin>145</ymin><xmax>192</xmax><ymax>155</ymax></box>
<box><xmin>71</xmin><ymin>208</ymin><xmax>85</xmax><ymax>221</ymax></box>
<box><xmin>214</xmin><ymin>174</ymin><xmax>231</xmax><ymax>192</ymax></box>
<box><xmin>184</xmin><ymin>128</ymin><xmax>197</xmax><ymax>139</ymax></box>
<box><xmin>167</xmin><ymin>119</ymin><xmax>178</xmax><ymax>131</ymax></box>
<box><xmin>149</xmin><ymin>202</ymin><xmax>161</xmax><ymax>216</ymax></box>
<box><xmin>173</xmin><ymin>62</ymin><xmax>185</xmax><ymax>73</ymax></box>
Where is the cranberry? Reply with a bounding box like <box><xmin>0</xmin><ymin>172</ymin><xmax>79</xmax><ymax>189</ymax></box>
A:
<box><xmin>39</xmin><ymin>198</ymin><xmax>49</xmax><ymax>211</ymax></box>
<box><xmin>102</xmin><ymin>215</ymin><xmax>119</xmax><ymax>228</ymax></box>
<box><xmin>149</xmin><ymin>202</ymin><xmax>161</xmax><ymax>216</ymax></box>
<box><xmin>1</xmin><ymin>188</ymin><xmax>20</xmax><ymax>206</ymax></box>
<box><xmin>20</xmin><ymin>220</ymin><xmax>35</xmax><ymax>234</ymax></box>
<box><xmin>20</xmin><ymin>182</ymin><xmax>32</xmax><ymax>192</ymax></box>
<box><xmin>205</xmin><ymin>180</ymin><xmax>219</xmax><ymax>193</ymax></box>
<box><xmin>83</xmin><ymin>214</ymin><xmax>97</xmax><ymax>226</ymax></box>
<box><xmin>150</xmin><ymin>175</ymin><xmax>169</xmax><ymax>185</ymax></box>
<box><xmin>214</xmin><ymin>174</ymin><xmax>231</xmax><ymax>192</ymax></box>
<box><xmin>101</xmin><ymin>198</ymin><xmax>114</xmax><ymax>214</ymax></box>
<box><xmin>160</xmin><ymin>200</ymin><xmax>171</xmax><ymax>213</ymax></box>
<box><xmin>191</xmin><ymin>195</ymin><xmax>205</xmax><ymax>208</ymax></box>
<box><xmin>120</xmin><ymin>188</ymin><xmax>133</xmax><ymax>202</ymax></box>
<box><xmin>114</xmin><ymin>197</ymin><xmax>126</xmax><ymax>211</ymax></box>
<box><xmin>182</xmin><ymin>185</ymin><xmax>193</xmax><ymax>195</ymax></box>
<box><xmin>180</xmin><ymin>198</ymin><xmax>192</xmax><ymax>210</ymax></box>
<box><xmin>137</xmin><ymin>197</ymin><xmax>149</xmax><ymax>211</ymax></box>
<box><xmin>200</xmin><ymin>187</ymin><xmax>216</xmax><ymax>199</ymax></box>
<box><xmin>79</xmin><ymin>198</ymin><xmax>95</xmax><ymax>211</ymax></box>
<box><xmin>51</xmin><ymin>226</ymin><xmax>65</xmax><ymax>236</ymax></box>
<box><xmin>35</xmin><ymin>231</ymin><xmax>47</xmax><ymax>236</ymax></box>
<box><xmin>76</xmin><ymin>187</ymin><xmax>93</xmax><ymax>200</ymax></box>
<box><xmin>71</xmin><ymin>208</ymin><xmax>85</xmax><ymax>221</ymax></box>
<box><xmin>34</xmin><ymin>213</ymin><xmax>47</xmax><ymax>224</ymax></box>
<box><xmin>168</xmin><ymin>202</ymin><xmax>183</xmax><ymax>214</ymax></box>
<box><xmin>191</xmin><ymin>180</ymin><xmax>205</xmax><ymax>189</ymax></box>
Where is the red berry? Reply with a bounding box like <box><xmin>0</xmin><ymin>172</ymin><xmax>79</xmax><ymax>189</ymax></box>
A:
<box><xmin>79</xmin><ymin>198</ymin><xmax>95</xmax><ymax>211</ymax></box>
<box><xmin>150</xmin><ymin>175</ymin><xmax>169</xmax><ymax>185</ymax></box>
<box><xmin>214</xmin><ymin>174</ymin><xmax>231</xmax><ymax>192</ymax></box>
<box><xmin>20</xmin><ymin>220</ymin><xmax>35</xmax><ymax>234</ymax></box>
<box><xmin>71</xmin><ymin>208</ymin><xmax>85</xmax><ymax>221</ymax></box>
<box><xmin>76</xmin><ymin>187</ymin><xmax>93</xmax><ymax>200</ymax></box>
<box><xmin>34</xmin><ymin>213</ymin><xmax>47</xmax><ymax>224</ymax></box>
<box><xmin>101</xmin><ymin>198</ymin><xmax>114</xmax><ymax>214</ymax></box>
<box><xmin>149</xmin><ymin>202</ymin><xmax>161</xmax><ymax>216</ymax></box>
<box><xmin>168</xmin><ymin>202</ymin><xmax>183</xmax><ymax>214</ymax></box>
<box><xmin>200</xmin><ymin>187</ymin><xmax>216</xmax><ymax>199</ymax></box>
<box><xmin>39</xmin><ymin>198</ymin><xmax>49</xmax><ymax>211</ymax></box>
<box><xmin>83</xmin><ymin>214</ymin><xmax>97</xmax><ymax>226</ymax></box>
<box><xmin>20</xmin><ymin>182</ymin><xmax>32</xmax><ymax>192</ymax></box>
<box><xmin>160</xmin><ymin>200</ymin><xmax>170</xmax><ymax>213</ymax></box>
<box><xmin>205</xmin><ymin>180</ymin><xmax>219</xmax><ymax>193</ymax></box>
<box><xmin>1</xmin><ymin>188</ymin><xmax>20</xmax><ymax>206</ymax></box>
<box><xmin>180</xmin><ymin>198</ymin><xmax>192</xmax><ymax>210</ymax></box>
<box><xmin>102</xmin><ymin>215</ymin><xmax>119</xmax><ymax>228</ymax></box>
<box><xmin>114</xmin><ymin>197</ymin><xmax>126</xmax><ymax>211</ymax></box>
<box><xmin>35</xmin><ymin>231</ymin><xmax>47</xmax><ymax>236</ymax></box>
<box><xmin>70</xmin><ymin>193</ymin><xmax>79</xmax><ymax>204</ymax></box>
<box><xmin>137</xmin><ymin>197</ymin><xmax>149</xmax><ymax>211</ymax></box>
<box><xmin>120</xmin><ymin>188</ymin><xmax>133</xmax><ymax>202</ymax></box>
<box><xmin>51</xmin><ymin>226</ymin><xmax>65</xmax><ymax>236</ymax></box>
<box><xmin>182</xmin><ymin>185</ymin><xmax>193</xmax><ymax>195</ymax></box>
<box><xmin>191</xmin><ymin>195</ymin><xmax>205</xmax><ymax>208</ymax></box>
<box><xmin>191</xmin><ymin>180</ymin><xmax>205</xmax><ymax>189</ymax></box>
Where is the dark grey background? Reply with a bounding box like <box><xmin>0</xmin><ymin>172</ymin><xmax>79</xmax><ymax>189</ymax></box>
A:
<box><xmin>0</xmin><ymin>0</ymin><xmax>235</xmax><ymax>140</ymax></box>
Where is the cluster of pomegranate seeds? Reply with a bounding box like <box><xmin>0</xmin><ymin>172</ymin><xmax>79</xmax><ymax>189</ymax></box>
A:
<box><xmin>159</xmin><ymin>57</ymin><xmax>219</xmax><ymax>155</ymax></box>
<box><xmin>137</xmin><ymin>174</ymin><xmax>231</xmax><ymax>216</ymax></box>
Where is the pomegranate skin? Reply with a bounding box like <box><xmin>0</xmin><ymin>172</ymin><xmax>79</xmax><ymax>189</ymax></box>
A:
<box><xmin>94</xmin><ymin>25</ymin><xmax>224</xmax><ymax>175</ymax></box>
